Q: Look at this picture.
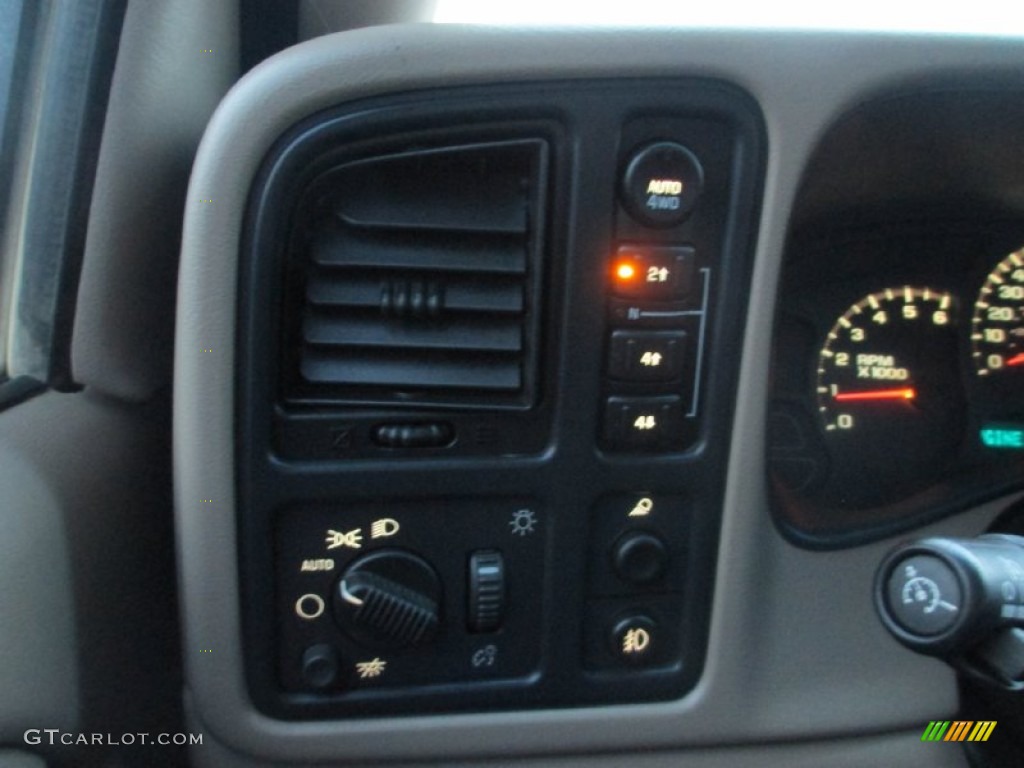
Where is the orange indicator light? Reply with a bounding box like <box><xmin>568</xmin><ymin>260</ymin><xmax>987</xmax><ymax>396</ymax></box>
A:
<box><xmin>615</xmin><ymin>262</ymin><xmax>636</xmax><ymax>281</ymax></box>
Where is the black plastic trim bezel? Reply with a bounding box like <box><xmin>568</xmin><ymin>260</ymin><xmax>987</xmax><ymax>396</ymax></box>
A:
<box><xmin>237</xmin><ymin>79</ymin><xmax>765</xmax><ymax>719</ymax></box>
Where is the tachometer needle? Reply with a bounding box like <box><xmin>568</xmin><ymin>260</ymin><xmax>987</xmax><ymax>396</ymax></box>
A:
<box><xmin>1007</xmin><ymin>353</ymin><xmax>1024</xmax><ymax>367</ymax></box>
<box><xmin>833</xmin><ymin>388</ymin><xmax>917</xmax><ymax>402</ymax></box>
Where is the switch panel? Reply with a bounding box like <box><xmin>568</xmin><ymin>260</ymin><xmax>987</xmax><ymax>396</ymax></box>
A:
<box><xmin>275</xmin><ymin>499</ymin><xmax>544</xmax><ymax>697</ymax></box>
<box><xmin>598</xmin><ymin>119</ymin><xmax>724</xmax><ymax>454</ymax></box>
<box><xmin>584</xmin><ymin>494</ymin><xmax>689</xmax><ymax>671</ymax></box>
<box><xmin>601</xmin><ymin>249</ymin><xmax>708</xmax><ymax>453</ymax></box>
<box><xmin>235</xmin><ymin>80</ymin><xmax>764</xmax><ymax>718</ymax></box>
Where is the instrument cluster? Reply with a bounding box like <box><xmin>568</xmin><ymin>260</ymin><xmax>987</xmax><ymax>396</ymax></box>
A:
<box><xmin>769</xmin><ymin>222</ymin><xmax>1024</xmax><ymax>546</ymax></box>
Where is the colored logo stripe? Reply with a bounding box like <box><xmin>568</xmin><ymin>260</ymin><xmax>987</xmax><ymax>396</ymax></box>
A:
<box><xmin>922</xmin><ymin>720</ymin><xmax>996</xmax><ymax>742</ymax></box>
<box><xmin>944</xmin><ymin>721</ymin><xmax>973</xmax><ymax>741</ymax></box>
<box><xmin>968</xmin><ymin>721</ymin><xmax>997</xmax><ymax>742</ymax></box>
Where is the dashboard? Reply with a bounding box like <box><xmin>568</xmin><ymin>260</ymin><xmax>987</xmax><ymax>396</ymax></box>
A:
<box><xmin>171</xmin><ymin>22</ymin><xmax>1024</xmax><ymax>768</ymax></box>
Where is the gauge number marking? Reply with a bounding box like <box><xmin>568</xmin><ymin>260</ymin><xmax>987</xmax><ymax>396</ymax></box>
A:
<box><xmin>972</xmin><ymin>247</ymin><xmax>1024</xmax><ymax>376</ymax></box>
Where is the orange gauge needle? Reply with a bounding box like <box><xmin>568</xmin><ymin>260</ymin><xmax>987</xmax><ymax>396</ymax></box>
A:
<box><xmin>833</xmin><ymin>388</ymin><xmax>916</xmax><ymax>402</ymax></box>
<box><xmin>1007</xmin><ymin>353</ymin><xmax>1024</xmax><ymax>367</ymax></box>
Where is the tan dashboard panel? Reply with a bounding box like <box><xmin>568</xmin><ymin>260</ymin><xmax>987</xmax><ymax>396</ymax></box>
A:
<box><xmin>175</xmin><ymin>23</ymin><xmax>1022</xmax><ymax>764</ymax></box>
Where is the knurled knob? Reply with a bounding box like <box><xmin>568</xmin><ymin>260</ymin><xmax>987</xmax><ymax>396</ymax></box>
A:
<box><xmin>334</xmin><ymin>549</ymin><xmax>441</xmax><ymax>648</ymax></box>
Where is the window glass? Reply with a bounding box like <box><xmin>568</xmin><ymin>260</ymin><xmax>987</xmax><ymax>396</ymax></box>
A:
<box><xmin>0</xmin><ymin>1</ymin><xmax>30</xmax><ymax>380</ymax></box>
<box><xmin>434</xmin><ymin>0</ymin><xmax>1023</xmax><ymax>35</ymax></box>
<box><xmin>0</xmin><ymin>3</ymin><xmax>24</xmax><ymax>128</ymax></box>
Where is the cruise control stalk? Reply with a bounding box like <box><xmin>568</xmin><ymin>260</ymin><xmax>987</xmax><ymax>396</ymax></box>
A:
<box><xmin>875</xmin><ymin>534</ymin><xmax>1024</xmax><ymax>689</ymax></box>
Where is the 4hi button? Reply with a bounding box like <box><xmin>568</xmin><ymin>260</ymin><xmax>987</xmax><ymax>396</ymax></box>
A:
<box><xmin>621</xmin><ymin>141</ymin><xmax>704</xmax><ymax>228</ymax></box>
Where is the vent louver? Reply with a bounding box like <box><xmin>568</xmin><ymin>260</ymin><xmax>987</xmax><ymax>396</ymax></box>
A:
<box><xmin>287</xmin><ymin>139</ymin><xmax>548</xmax><ymax>408</ymax></box>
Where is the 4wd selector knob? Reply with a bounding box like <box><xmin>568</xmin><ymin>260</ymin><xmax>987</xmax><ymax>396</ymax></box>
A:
<box><xmin>334</xmin><ymin>549</ymin><xmax>441</xmax><ymax>648</ymax></box>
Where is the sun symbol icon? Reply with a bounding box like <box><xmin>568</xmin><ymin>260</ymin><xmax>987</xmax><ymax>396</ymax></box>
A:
<box><xmin>508</xmin><ymin>508</ymin><xmax>538</xmax><ymax>537</ymax></box>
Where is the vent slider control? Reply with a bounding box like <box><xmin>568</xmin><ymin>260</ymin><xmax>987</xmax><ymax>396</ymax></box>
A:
<box><xmin>372</xmin><ymin>423</ymin><xmax>454</xmax><ymax>449</ymax></box>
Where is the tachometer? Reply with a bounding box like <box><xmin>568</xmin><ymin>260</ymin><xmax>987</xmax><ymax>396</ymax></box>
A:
<box><xmin>815</xmin><ymin>287</ymin><xmax>964</xmax><ymax>506</ymax></box>
<box><xmin>972</xmin><ymin>246</ymin><xmax>1024</xmax><ymax>377</ymax></box>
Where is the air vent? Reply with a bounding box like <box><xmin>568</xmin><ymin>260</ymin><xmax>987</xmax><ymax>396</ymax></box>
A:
<box><xmin>286</xmin><ymin>139</ymin><xmax>548</xmax><ymax>408</ymax></box>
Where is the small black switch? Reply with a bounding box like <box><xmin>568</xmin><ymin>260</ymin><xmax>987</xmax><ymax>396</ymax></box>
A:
<box><xmin>468</xmin><ymin>551</ymin><xmax>506</xmax><ymax>633</ymax></box>
<box><xmin>611</xmin><ymin>615</ymin><xmax>657</xmax><ymax>664</ymax></box>
<box><xmin>301</xmin><ymin>644</ymin><xmax>340</xmax><ymax>689</ymax></box>
<box><xmin>608</xmin><ymin>330</ymin><xmax>686</xmax><ymax>382</ymax></box>
<box><xmin>611</xmin><ymin>245</ymin><xmax>694</xmax><ymax>301</ymax></box>
<box><xmin>603</xmin><ymin>396</ymin><xmax>684</xmax><ymax>451</ymax></box>
<box><xmin>613</xmin><ymin>532</ymin><xmax>669</xmax><ymax>586</ymax></box>
<box><xmin>620</xmin><ymin>142</ymin><xmax>703</xmax><ymax>227</ymax></box>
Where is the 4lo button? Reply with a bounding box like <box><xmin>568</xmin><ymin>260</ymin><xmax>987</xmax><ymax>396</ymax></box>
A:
<box><xmin>603</xmin><ymin>395</ymin><xmax>683</xmax><ymax>450</ymax></box>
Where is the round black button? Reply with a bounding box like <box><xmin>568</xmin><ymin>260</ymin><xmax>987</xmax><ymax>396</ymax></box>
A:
<box><xmin>621</xmin><ymin>141</ymin><xmax>703</xmax><ymax>227</ymax></box>
<box><xmin>611</xmin><ymin>615</ymin><xmax>657</xmax><ymax>663</ymax></box>
<box><xmin>301</xmin><ymin>644</ymin><xmax>340</xmax><ymax>689</ymax></box>
<box><xmin>885</xmin><ymin>555</ymin><xmax>963</xmax><ymax>637</ymax></box>
<box><xmin>613</xmin><ymin>532</ymin><xmax>669</xmax><ymax>585</ymax></box>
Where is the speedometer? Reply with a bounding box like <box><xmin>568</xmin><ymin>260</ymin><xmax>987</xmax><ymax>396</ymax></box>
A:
<box><xmin>816</xmin><ymin>287</ymin><xmax>964</xmax><ymax>507</ymax></box>
<box><xmin>972</xmin><ymin>246</ymin><xmax>1024</xmax><ymax>377</ymax></box>
<box><xmin>972</xmin><ymin>247</ymin><xmax>1024</xmax><ymax>452</ymax></box>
